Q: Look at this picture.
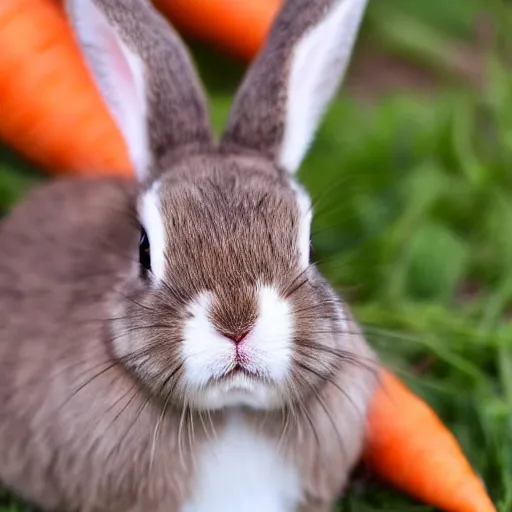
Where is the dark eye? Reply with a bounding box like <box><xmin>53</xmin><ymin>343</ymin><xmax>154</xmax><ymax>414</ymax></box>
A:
<box><xmin>139</xmin><ymin>226</ymin><xmax>151</xmax><ymax>276</ymax></box>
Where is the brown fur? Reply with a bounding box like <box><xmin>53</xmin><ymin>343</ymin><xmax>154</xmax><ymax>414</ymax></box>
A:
<box><xmin>0</xmin><ymin>0</ymin><xmax>375</xmax><ymax>510</ymax></box>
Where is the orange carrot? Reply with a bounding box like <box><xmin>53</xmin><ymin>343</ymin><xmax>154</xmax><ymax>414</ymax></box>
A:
<box><xmin>364</xmin><ymin>369</ymin><xmax>496</xmax><ymax>512</ymax></box>
<box><xmin>0</xmin><ymin>0</ymin><xmax>131</xmax><ymax>175</ymax></box>
<box><xmin>153</xmin><ymin>0</ymin><xmax>281</xmax><ymax>61</ymax></box>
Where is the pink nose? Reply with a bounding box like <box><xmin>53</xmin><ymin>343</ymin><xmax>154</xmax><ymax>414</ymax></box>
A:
<box><xmin>225</xmin><ymin>331</ymin><xmax>250</xmax><ymax>345</ymax></box>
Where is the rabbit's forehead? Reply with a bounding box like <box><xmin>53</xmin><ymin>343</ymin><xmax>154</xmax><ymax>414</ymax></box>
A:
<box><xmin>138</xmin><ymin>174</ymin><xmax>312</xmax><ymax>284</ymax></box>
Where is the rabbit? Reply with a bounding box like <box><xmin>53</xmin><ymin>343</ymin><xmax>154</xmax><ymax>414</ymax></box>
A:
<box><xmin>0</xmin><ymin>0</ymin><xmax>378</xmax><ymax>511</ymax></box>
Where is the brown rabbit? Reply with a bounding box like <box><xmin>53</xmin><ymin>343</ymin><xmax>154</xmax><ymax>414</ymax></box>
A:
<box><xmin>0</xmin><ymin>0</ymin><xmax>378</xmax><ymax>510</ymax></box>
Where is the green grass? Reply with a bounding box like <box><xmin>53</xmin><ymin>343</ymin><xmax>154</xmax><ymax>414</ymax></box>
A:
<box><xmin>1</xmin><ymin>0</ymin><xmax>511</xmax><ymax>510</ymax></box>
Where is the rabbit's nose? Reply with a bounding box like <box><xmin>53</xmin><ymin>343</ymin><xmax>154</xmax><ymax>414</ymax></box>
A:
<box><xmin>220</xmin><ymin>330</ymin><xmax>251</xmax><ymax>345</ymax></box>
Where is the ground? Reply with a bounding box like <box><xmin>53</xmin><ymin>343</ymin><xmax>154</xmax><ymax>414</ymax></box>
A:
<box><xmin>0</xmin><ymin>0</ymin><xmax>510</xmax><ymax>510</ymax></box>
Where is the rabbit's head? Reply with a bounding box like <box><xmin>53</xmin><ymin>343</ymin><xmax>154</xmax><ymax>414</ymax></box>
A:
<box><xmin>66</xmin><ymin>0</ymin><xmax>369</xmax><ymax>411</ymax></box>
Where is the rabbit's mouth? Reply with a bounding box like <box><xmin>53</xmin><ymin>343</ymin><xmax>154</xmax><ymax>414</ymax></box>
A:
<box><xmin>197</xmin><ymin>370</ymin><xmax>283</xmax><ymax>410</ymax></box>
<box><xmin>214</xmin><ymin>363</ymin><xmax>264</xmax><ymax>384</ymax></box>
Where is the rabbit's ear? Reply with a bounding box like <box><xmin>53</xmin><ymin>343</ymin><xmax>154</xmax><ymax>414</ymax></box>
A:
<box><xmin>66</xmin><ymin>0</ymin><xmax>213</xmax><ymax>181</ymax></box>
<box><xmin>220</xmin><ymin>0</ymin><xmax>368</xmax><ymax>174</ymax></box>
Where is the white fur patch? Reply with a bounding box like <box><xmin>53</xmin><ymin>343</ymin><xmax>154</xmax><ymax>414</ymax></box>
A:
<box><xmin>66</xmin><ymin>0</ymin><xmax>150</xmax><ymax>179</ymax></box>
<box><xmin>250</xmin><ymin>285</ymin><xmax>294</xmax><ymax>381</ymax></box>
<box><xmin>139</xmin><ymin>182</ymin><xmax>166</xmax><ymax>282</ymax></box>
<box><xmin>279</xmin><ymin>0</ymin><xmax>369</xmax><ymax>173</ymax></box>
<box><xmin>290</xmin><ymin>180</ymin><xmax>313</xmax><ymax>268</ymax></box>
<box><xmin>183</xmin><ymin>414</ymin><xmax>302</xmax><ymax>512</ymax></box>
<box><xmin>181</xmin><ymin>286</ymin><xmax>294</xmax><ymax>410</ymax></box>
<box><xmin>182</xmin><ymin>293</ymin><xmax>233</xmax><ymax>388</ymax></box>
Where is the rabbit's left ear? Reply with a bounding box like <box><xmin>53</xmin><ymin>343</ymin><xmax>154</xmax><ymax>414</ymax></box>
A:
<box><xmin>221</xmin><ymin>0</ymin><xmax>369</xmax><ymax>174</ymax></box>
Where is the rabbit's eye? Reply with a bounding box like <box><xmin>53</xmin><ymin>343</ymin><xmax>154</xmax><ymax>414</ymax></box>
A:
<box><xmin>139</xmin><ymin>226</ymin><xmax>151</xmax><ymax>276</ymax></box>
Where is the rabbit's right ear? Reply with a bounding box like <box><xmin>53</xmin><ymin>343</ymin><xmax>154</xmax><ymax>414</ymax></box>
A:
<box><xmin>220</xmin><ymin>0</ymin><xmax>368</xmax><ymax>175</ymax></box>
<box><xmin>66</xmin><ymin>0</ymin><xmax>213</xmax><ymax>181</ymax></box>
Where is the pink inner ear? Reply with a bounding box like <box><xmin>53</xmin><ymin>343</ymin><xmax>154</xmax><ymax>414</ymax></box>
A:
<box><xmin>73</xmin><ymin>0</ymin><xmax>149</xmax><ymax>178</ymax></box>
<box><xmin>103</xmin><ymin>27</ymin><xmax>134</xmax><ymax>90</ymax></box>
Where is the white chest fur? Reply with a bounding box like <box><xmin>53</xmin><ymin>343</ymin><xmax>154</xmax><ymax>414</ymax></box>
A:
<box><xmin>182</xmin><ymin>414</ymin><xmax>302</xmax><ymax>512</ymax></box>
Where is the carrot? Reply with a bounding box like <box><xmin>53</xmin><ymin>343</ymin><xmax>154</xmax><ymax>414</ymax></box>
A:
<box><xmin>153</xmin><ymin>0</ymin><xmax>281</xmax><ymax>61</ymax></box>
<box><xmin>0</xmin><ymin>0</ymin><xmax>131</xmax><ymax>175</ymax></box>
<box><xmin>364</xmin><ymin>369</ymin><xmax>496</xmax><ymax>512</ymax></box>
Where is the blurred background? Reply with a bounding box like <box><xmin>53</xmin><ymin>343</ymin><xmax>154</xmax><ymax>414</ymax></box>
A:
<box><xmin>1</xmin><ymin>0</ymin><xmax>511</xmax><ymax>510</ymax></box>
